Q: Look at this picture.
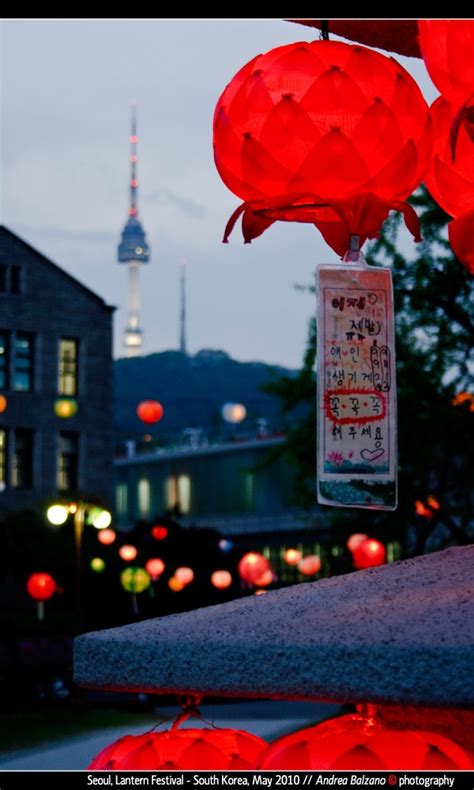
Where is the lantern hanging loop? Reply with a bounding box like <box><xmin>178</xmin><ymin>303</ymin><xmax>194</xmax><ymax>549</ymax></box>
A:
<box><xmin>172</xmin><ymin>694</ymin><xmax>204</xmax><ymax>730</ymax></box>
<box><xmin>320</xmin><ymin>20</ymin><xmax>330</xmax><ymax>40</ymax></box>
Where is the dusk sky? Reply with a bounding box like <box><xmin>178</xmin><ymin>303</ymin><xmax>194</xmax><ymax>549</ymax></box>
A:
<box><xmin>2</xmin><ymin>20</ymin><xmax>438</xmax><ymax>367</ymax></box>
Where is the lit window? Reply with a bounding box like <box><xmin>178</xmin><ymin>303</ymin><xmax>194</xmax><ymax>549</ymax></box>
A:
<box><xmin>12</xmin><ymin>429</ymin><xmax>33</xmax><ymax>489</ymax></box>
<box><xmin>0</xmin><ymin>429</ymin><xmax>7</xmax><ymax>489</ymax></box>
<box><xmin>138</xmin><ymin>478</ymin><xmax>150</xmax><ymax>517</ymax></box>
<box><xmin>57</xmin><ymin>431</ymin><xmax>79</xmax><ymax>491</ymax></box>
<box><xmin>58</xmin><ymin>339</ymin><xmax>78</xmax><ymax>396</ymax></box>
<box><xmin>116</xmin><ymin>483</ymin><xmax>128</xmax><ymax>517</ymax></box>
<box><xmin>0</xmin><ymin>332</ymin><xmax>9</xmax><ymax>389</ymax></box>
<box><xmin>14</xmin><ymin>333</ymin><xmax>34</xmax><ymax>392</ymax></box>
<box><xmin>166</xmin><ymin>474</ymin><xmax>191</xmax><ymax>514</ymax></box>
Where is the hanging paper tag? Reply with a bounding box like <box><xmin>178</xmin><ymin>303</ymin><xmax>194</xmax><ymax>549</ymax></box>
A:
<box><xmin>316</xmin><ymin>264</ymin><xmax>397</xmax><ymax>510</ymax></box>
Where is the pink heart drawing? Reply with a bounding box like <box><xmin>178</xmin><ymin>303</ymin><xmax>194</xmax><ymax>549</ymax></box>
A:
<box><xmin>360</xmin><ymin>448</ymin><xmax>384</xmax><ymax>461</ymax></box>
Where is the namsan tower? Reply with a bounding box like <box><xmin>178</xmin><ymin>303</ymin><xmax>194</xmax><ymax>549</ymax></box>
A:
<box><xmin>118</xmin><ymin>105</ymin><xmax>150</xmax><ymax>357</ymax></box>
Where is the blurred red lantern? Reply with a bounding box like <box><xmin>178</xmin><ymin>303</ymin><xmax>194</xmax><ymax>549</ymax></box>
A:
<box><xmin>346</xmin><ymin>533</ymin><xmax>369</xmax><ymax>553</ymax></box>
<box><xmin>284</xmin><ymin>548</ymin><xmax>302</xmax><ymax>566</ymax></box>
<box><xmin>145</xmin><ymin>558</ymin><xmax>165</xmax><ymax>580</ymax></box>
<box><xmin>168</xmin><ymin>576</ymin><xmax>185</xmax><ymax>592</ymax></box>
<box><xmin>415</xmin><ymin>500</ymin><xmax>433</xmax><ymax>519</ymax></box>
<box><xmin>137</xmin><ymin>400</ymin><xmax>164</xmax><ymax>424</ymax></box>
<box><xmin>418</xmin><ymin>21</ymin><xmax>474</xmax><ymax>105</ymax></box>
<box><xmin>238</xmin><ymin>552</ymin><xmax>270</xmax><ymax>585</ymax></box>
<box><xmin>352</xmin><ymin>538</ymin><xmax>386</xmax><ymax>569</ymax></box>
<box><xmin>97</xmin><ymin>528</ymin><xmax>116</xmax><ymax>546</ymax></box>
<box><xmin>257</xmin><ymin>713</ymin><xmax>471</xmax><ymax>769</ymax></box>
<box><xmin>424</xmin><ymin>96</ymin><xmax>474</xmax><ymax>275</ymax></box>
<box><xmin>298</xmin><ymin>555</ymin><xmax>321</xmax><ymax>576</ymax></box>
<box><xmin>214</xmin><ymin>39</ymin><xmax>431</xmax><ymax>256</ymax></box>
<box><xmin>89</xmin><ymin>727</ymin><xmax>267</xmax><ymax>770</ymax></box>
<box><xmin>119</xmin><ymin>545</ymin><xmax>138</xmax><ymax>562</ymax></box>
<box><xmin>175</xmin><ymin>566</ymin><xmax>194</xmax><ymax>586</ymax></box>
<box><xmin>151</xmin><ymin>525</ymin><xmax>168</xmax><ymax>541</ymax></box>
<box><xmin>211</xmin><ymin>570</ymin><xmax>232</xmax><ymax>589</ymax></box>
<box><xmin>27</xmin><ymin>572</ymin><xmax>56</xmax><ymax>601</ymax></box>
<box><xmin>254</xmin><ymin>569</ymin><xmax>274</xmax><ymax>588</ymax></box>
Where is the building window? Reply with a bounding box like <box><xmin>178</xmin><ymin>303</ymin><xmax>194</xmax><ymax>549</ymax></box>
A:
<box><xmin>10</xmin><ymin>266</ymin><xmax>22</xmax><ymax>294</ymax></box>
<box><xmin>14</xmin><ymin>333</ymin><xmax>34</xmax><ymax>392</ymax></box>
<box><xmin>0</xmin><ymin>429</ymin><xmax>7</xmax><ymax>491</ymax></box>
<box><xmin>12</xmin><ymin>429</ymin><xmax>33</xmax><ymax>489</ymax></box>
<box><xmin>138</xmin><ymin>478</ymin><xmax>150</xmax><ymax>518</ymax></box>
<box><xmin>116</xmin><ymin>483</ymin><xmax>128</xmax><ymax>518</ymax></box>
<box><xmin>0</xmin><ymin>265</ymin><xmax>6</xmax><ymax>292</ymax></box>
<box><xmin>0</xmin><ymin>332</ymin><xmax>9</xmax><ymax>389</ymax></box>
<box><xmin>166</xmin><ymin>474</ymin><xmax>191</xmax><ymax>514</ymax></box>
<box><xmin>58</xmin><ymin>338</ymin><xmax>78</xmax><ymax>396</ymax></box>
<box><xmin>57</xmin><ymin>431</ymin><xmax>79</xmax><ymax>491</ymax></box>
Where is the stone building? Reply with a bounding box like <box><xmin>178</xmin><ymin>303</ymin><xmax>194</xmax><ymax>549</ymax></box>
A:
<box><xmin>0</xmin><ymin>226</ymin><xmax>114</xmax><ymax>518</ymax></box>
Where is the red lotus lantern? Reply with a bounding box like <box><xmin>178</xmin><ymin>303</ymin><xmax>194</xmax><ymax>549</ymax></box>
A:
<box><xmin>257</xmin><ymin>712</ymin><xmax>471</xmax><ymax>769</ymax></box>
<box><xmin>346</xmin><ymin>533</ymin><xmax>369</xmax><ymax>553</ymax></box>
<box><xmin>89</xmin><ymin>727</ymin><xmax>267</xmax><ymax>770</ymax></box>
<box><xmin>424</xmin><ymin>96</ymin><xmax>474</xmax><ymax>275</ymax></box>
<box><xmin>137</xmin><ymin>400</ymin><xmax>164</xmax><ymax>424</ymax></box>
<box><xmin>237</xmin><ymin>552</ymin><xmax>270</xmax><ymax>585</ymax></box>
<box><xmin>145</xmin><ymin>558</ymin><xmax>165</xmax><ymax>580</ymax></box>
<box><xmin>418</xmin><ymin>21</ymin><xmax>474</xmax><ymax>105</ymax></box>
<box><xmin>298</xmin><ymin>554</ymin><xmax>321</xmax><ymax>576</ymax></box>
<box><xmin>352</xmin><ymin>538</ymin><xmax>386</xmax><ymax>569</ymax></box>
<box><xmin>211</xmin><ymin>570</ymin><xmax>232</xmax><ymax>590</ymax></box>
<box><xmin>119</xmin><ymin>544</ymin><xmax>138</xmax><ymax>562</ymax></box>
<box><xmin>284</xmin><ymin>548</ymin><xmax>302</xmax><ymax>566</ymax></box>
<box><xmin>26</xmin><ymin>572</ymin><xmax>56</xmax><ymax>622</ymax></box>
<box><xmin>214</xmin><ymin>40</ymin><xmax>431</xmax><ymax>256</ymax></box>
<box><xmin>97</xmin><ymin>528</ymin><xmax>116</xmax><ymax>546</ymax></box>
<box><xmin>175</xmin><ymin>566</ymin><xmax>194</xmax><ymax>586</ymax></box>
<box><xmin>151</xmin><ymin>525</ymin><xmax>168</xmax><ymax>541</ymax></box>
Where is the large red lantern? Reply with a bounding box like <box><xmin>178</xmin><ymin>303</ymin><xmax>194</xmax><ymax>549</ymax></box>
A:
<box><xmin>145</xmin><ymin>558</ymin><xmax>165</xmax><ymax>580</ymax></box>
<box><xmin>26</xmin><ymin>573</ymin><xmax>56</xmax><ymax>601</ymax></box>
<box><xmin>137</xmin><ymin>400</ymin><xmax>164</xmax><ymax>424</ymax></box>
<box><xmin>352</xmin><ymin>538</ymin><xmax>386</xmax><ymax>569</ymax></box>
<box><xmin>237</xmin><ymin>552</ymin><xmax>270</xmax><ymax>585</ymax></box>
<box><xmin>151</xmin><ymin>525</ymin><xmax>168</xmax><ymax>541</ymax></box>
<box><xmin>211</xmin><ymin>570</ymin><xmax>233</xmax><ymax>589</ymax></box>
<box><xmin>298</xmin><ymin>554</ymin><xmax>321</xmax><ymax>576</ymax></box>
<box><xmin>213</xmin><ymin>40</ymin><xmax>432</xmax><ymax>256</ymax></box>
<box><xmin>258</xmin><ymin>713</ymin><xmax>471</xmax><ymax>769</ymax></box>
<box><xmin>424</xmin><ymin>96</ymin><xmax>474</xmax><ymax>275</ymax></box>
<box><xmin>418</xmin><ymin>21</ymin><xmax>474</xmax><ymax>105</ymax></box>
<box><xmin>89</xmin><ymin>727</ymin><xmax>267</xmax><ymax>770</ymax></box>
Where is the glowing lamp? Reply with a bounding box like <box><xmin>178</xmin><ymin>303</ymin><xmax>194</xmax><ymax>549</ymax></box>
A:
<box><xmin>98</xmin><ymin>528</ymin><xmax>116</xmax><ymax>546</ymax></box>
<box><xmin>0</xmin><ymin>395</ymin><xmax>7</xmax><ymax>413</ymax></box>
<box><xmin>46</xmin><ymin>504</ymin><xmax>69</xmax><ymax>526</ymax></box>
<box><xmin>175</xmin><ymin>566</ymin><xmax>194</xmax><ymax>586</ymax></box>
<box><xmin>426</xmin><ymin>496</ymin><xmax>440</xmax><ymax>511</ymax></box>
<box><xmin>120</xmin><ymin>567</ymin><xmax>151</xmax><ymax>594</ymax></box>
<box><xmin>54</xmin><ymin>398</ymin><xmax>78</xmax><ymax>418</ymax></box>
<box><xmin>347</xmin><ymin>533</ymin><xmax>369</xmax><ymax>553</ymax></box>
<box><xmin>137</xmin><ymin>400</ymin><xmax>164</xmax><ymax>424</ymax></box>
<box><xmin>89</xmin><ymin>726</ymin><xmax>268</xmax><ymax>770</ymax></box>
<box><xmin>168</xmin><ymin>576</ymin><xmax>185</xmax><ymax>592</ymax></box>
<box><xmin>27</xmin><ymin>572</ymin><xmax>56</xmax><ymax>601</ymax></box>
<box><xmin>254</xmin><ymin>569</ymin><xmax>273</xmax><ymax>588</ymax></box>
<box><xmin>89</xmin><ymin>508</ymin><xmax>112</xmax><ymax>530</ymax></box>
<box><xmin>214</xmin><ymin>39</ymin><xmax>431</xmax><ymax>256</ymax></box>
<box><xmin>211</xmin><ymin>570</ymin><xmax>233</xmax><ymax>589</ymax></box>
<box><xmin>119</xmin><ymin>544</ymin><xmax>138</xmax><ymax>562</ymax></box>
<box><xmin>415</xmin><ymin>500</ymin><xmax>433</xmax><ymax>519</ymax></box>
<box><xmin>352</xmin><ymin>539</ymin><xmax>386</xmax><ymax>570</ymax></box>
<box><xmin>284</xmin><ymin>548</ymin><xmax>302</xmax><ymax>566</ymax></box>
<box><xmin>298</xmin><ymin>555</ymin><xmax>321</xmax><ymax>576</ymax></box>
<box><xmin>221</xmin><ymin>403</ymin><xmax>247</xmax><ymax>423</ymax></box>
<box><xmin>257</xmin><ymin>713</ymin><xmax>471</xmax><ymax>769</ymax></box>
<box><xmin>452</xmin><ymin>392</ymin><xmax>474</xmax><ymax>411</ymax></box>
<box><xmin>237</xmin><ymin>552</ymin><xmax>270</xmax><ymax>585</ymax></box>
<box><xmin>218</xmin><ymin>538</ymin><xmax>234</xmax><ymax>552</ymax></box>
<box><xmin>90</xmin><ymin>557</ymin><xmax>106</xmax><ymax>573</ymax></box>
<box><xmin>145</xmin><ymin>558</ymin><xmax>165</xmax><ymax>580</ymax></box>
<box><xmin>151</xmin><ymin>525</ymin><xmax>168</xmax><ymax>541</ymax></box>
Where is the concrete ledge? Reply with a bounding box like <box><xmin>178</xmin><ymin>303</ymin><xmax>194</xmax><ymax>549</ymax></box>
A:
<box><xmin>74</xmin><ymin>546</ymin><xmax>474</xmax><ymax>708</ymax></box>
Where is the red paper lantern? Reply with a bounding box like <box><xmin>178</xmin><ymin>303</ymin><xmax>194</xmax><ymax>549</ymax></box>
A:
<box><xmin>97</xmin><ymin>528</ymin><xmax>116</xmax><ymax>546</ymax></box>
<box><xmin>137</xmin><ymin>400</ymin><xmax>164</xmax><ymax>424</ymax></box>
<box><xmin>346</xmin><ymin>533</ymin><xmax>369</xmax><ymax>553</ymax></box>
<box><xmin>237</xmin><ymin>552</ymin><xmax>270</xmax><ymax>585</ymax></box>
<box><xmin>151</xmin><ymin>525</ymin><xmax>168</xmax><ymax>541</ymax></box>
<box><xmin>26</xmin><ymin>573</ymin><xmax>56</xmax><ymax>601</ymax></box>
<box><xmin>119</xmin><ymin>544</ymin><xmax>138</xmax><ymax>562</ymax></box>
<box><xmin>145</xmin><ymin>558</ymin><xmax>165</xmax><ymax>580</ymax></box>
<box><xmin>424</xmin><ymin>96</ymin><xmax>474</xmax><ymax>275</ymax></box>
<box><xmin>89</xmin><ymin>727</ymin><xmax>268</xmax><ymax>770</ymax></box>
<box><xmin>298</xmin><ymin>554</ymin><xmax>321</xmax><ymax>576</ymax></box>
<box><xmin>253</xmin><ymin>569</ymin><xmax>274</xmax><ymax>588</ymax></box>
<box><xmin>284</xmin><ymin>548</ymin><xmax>302</xmax><ymax>566</ymax></box>
<box><xmin>418</xmin><ymin>21</ymin><xmax>474</xmax><ymax>105</ymax></box>
<box><xmin>352</xmin><ymin>538</ymin><xmax>386</xmax><ymax>569</ymax></box>
<box><xmin>211</xmin><ymin>570</ymin><xmax>233</xmax><ymax>589</ymax></box>
<box><xmin>175</xmin><ymin>566</ymin><xmax>194</xmax><ymax>586</ymax></box>
<box><xmin>214</xmin><ymin>40</ymin><xmax>431</xmax><ymax>256</ymax></box>
<box><xmin>257</xmin><ymin>713</ymin><xmax>471</xmax><ymax>769</ymax></box>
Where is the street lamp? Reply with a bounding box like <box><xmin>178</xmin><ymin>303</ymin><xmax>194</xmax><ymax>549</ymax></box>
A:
<box><xmin>46</xmin><ymin>501</ymin><xmax>112</xmax><ymax>611</ymax></box>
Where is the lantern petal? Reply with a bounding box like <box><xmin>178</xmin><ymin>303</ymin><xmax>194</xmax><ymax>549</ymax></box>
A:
<box><xmin>259</xmin><ymin>95</ymin><xmax>319</xmax><ymax>171</ymax></box>
<box><xmin>261</xmin><ymin>44</ymin><xmax>326</xmax><ymax>101</ymax></box>
<box><xmin>299</xmin><ymin>64</ymin><xmax>369</xmax><ymax>135</ymax></box>
<box><xmin>179</xmin><ymin>737</ymin><xmax>230</xmax><ymax>770</ymax></box>
<box><xmin>214</xmin><ymin>54</ymin><xmax>260</xmax><ymax>111</ymax></box>
<box><xmin>418</xmin><ymin>21</ymin><xmax>474</xmax><ymax>103</ymax></box>
<box><xmin>362</xmin><ymin>139</ymin><xmax>419</xmax><ymax>200</ymax></box>
<box><xmin>241</xmin><ymin>208</ymin><xmax>276</xmax><ymax>244</ymax></box>
<box><xmin>289</xmin><ymin>129</ymin><xmax>369</xmax><ymax>197</ymax></box>
<box><xmin>226</xmin><ymin>69</ymin><xmax>274</xmax><ymax>138</ymax></box>
<box><xmin>351</xmin><ymin>99</ymin><xmax>403</xmax><ymax>173</ymax></box>
<box><xmin>448</xmin><ymin>213</ymin><xmax>474</xmax><ymax>275</ymax></box>
<box><xmin>241</xmin><ymin>134</ymin><xmax>294</xmax><ymax>195</ymax></box>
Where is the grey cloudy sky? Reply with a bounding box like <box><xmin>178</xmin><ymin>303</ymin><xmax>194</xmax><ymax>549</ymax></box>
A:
<box><xmin>1</xmin><ymin>19</ymin><xmax>438</xmax><ymax>367</ymax></box>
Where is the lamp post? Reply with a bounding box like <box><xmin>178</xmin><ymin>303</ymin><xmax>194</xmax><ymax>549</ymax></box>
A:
<box><xmin>46</xmin><ymin>501</ymin><xmax>112</xmax><ymax>612</ymax></box>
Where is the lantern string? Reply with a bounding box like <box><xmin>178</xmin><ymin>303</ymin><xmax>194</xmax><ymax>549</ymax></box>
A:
<box><xmin>171</xmin><ymin>694</ymin><xmax>204</xmax><ymax>730</ymax></box>
<box><xmin>320</xmin><ymin>20</ymin><xmax>330</xmax><ymax>40</ymax></box>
